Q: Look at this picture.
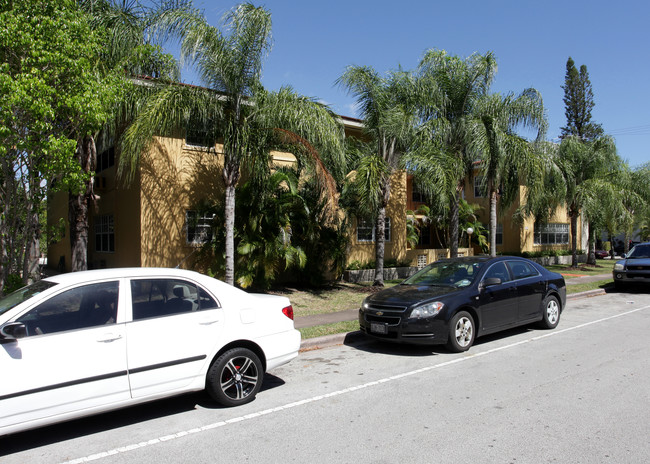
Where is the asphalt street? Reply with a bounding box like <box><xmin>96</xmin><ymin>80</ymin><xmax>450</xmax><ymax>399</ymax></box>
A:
<box><xmin>2</xmin><ymin>289</ymin><xmax>649</xmax><ymax>463</ymax></box>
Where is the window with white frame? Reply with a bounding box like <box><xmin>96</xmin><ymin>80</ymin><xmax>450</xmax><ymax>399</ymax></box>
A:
<box><xmin>186</xmin><ymin>211</ymin><xmax>214</xmax><ymax>244</ymax></box>
<box><xmin>473</xmin><ymin>176</ymin><xmax>484</xmax><ymax>198</ymax></box>
<box><xmin>495</xmin><ymin>223</ymin><xmax>503</xmax><ymax>246</ymax></box>
<box><xmin>94</xmin><ymin>215</ymin><xmax>115</xmax><ymax>252</ymax></box>
<box><xmin>534</xmin><ymin>222</ymin><xmax>569</xmax><ymax>245</ymax></box>
<box><xmin>356</xmin><ymin>217</ymin><xmax>391</xmax><ymax>242</ymax></box>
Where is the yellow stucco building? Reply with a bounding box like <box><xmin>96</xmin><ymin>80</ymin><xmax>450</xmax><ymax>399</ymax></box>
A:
<box><xmin>48</xmin><ymin>117</ymin><xmax>581</xmax><ymax>275</ymax></box>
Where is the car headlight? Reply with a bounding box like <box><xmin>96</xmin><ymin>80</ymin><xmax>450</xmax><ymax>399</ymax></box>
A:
<box><xmin>410</xmin><ymin>301</ymin><xmax>444</xmax><ymax>319</ymax></box>
<box><xmin>614</xmin><ymin>263</ymin><xmax>625</xmax><ymax>271</ymax></box>
<box><xmin>361</xmin><ymin>298</ymin><xmax>369</xmax><ymax>311</ymax></box>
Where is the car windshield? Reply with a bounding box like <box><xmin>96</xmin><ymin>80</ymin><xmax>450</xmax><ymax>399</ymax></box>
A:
<box><xmin>0</xmin><ymin>280</ymin><xmax>58</xmax><ymax>317</ymax></box>
<box><xmin>627</xmin><ymin>244</ymin><xmax>650</xmax><ymax>259</ymax></box>
<box><xmin>403</xmin><ymin>260</ymin><xmax>485</xmax><ymax>288</ymax></box>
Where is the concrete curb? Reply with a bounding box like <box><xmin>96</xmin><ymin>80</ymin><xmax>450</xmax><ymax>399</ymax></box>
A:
<box><xmin>298</xmin><ymin>288</ymin><xmax>608</xmax><ymax>352</ymax></box>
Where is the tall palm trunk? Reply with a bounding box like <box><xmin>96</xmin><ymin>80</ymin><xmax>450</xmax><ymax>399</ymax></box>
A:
<box><xmin>570</xmin><ymin>204</ymin><xmax>579</xmax><ymax>268</ymax></box>
<box><xmin>449</xmin><ymin>183</ymin><xmax>463</xmax><ymax>258</ymax></box>
<box><xmin>372</xmin><ymin>178</ymin><xmax>391</xmax><ymax>286</ymax></box>
<box><xmin>223</xmin><ymin>143</ymin><xmax>241</xmax><ymax>286</ymax></box>
<box><xmin>586</xmin><ymin>221</ymin><xmax>596</xmax><ymax>265</ymax></box>
<box><xmin>373</xmin><ymin>207</ymin><xmax>386</xmax><ymax>287</ymax></box>
<box><xmin>489</xmin><ymin>183</ymin><xmax>498</xmax><ymax>257</ymax></box>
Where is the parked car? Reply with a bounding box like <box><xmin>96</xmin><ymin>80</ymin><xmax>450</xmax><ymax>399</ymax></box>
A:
<box><xmin>613</xmin><ymin>242</ymin><xmax>650</xmax><ymax>290</ymax></box>
<box><xmin>594</xmin><ymin>250</ymin><xmax>609</xmax><ymax>259</ymax></box>
<box><xmin>359</xmin><ymin>256</ymin><xmax>566</xmax><ymax>352</ymax></box>
<box><xmin>0</xmin><ymin>268</ymin><xmax>300</xmax><ymax>436</ymax></box>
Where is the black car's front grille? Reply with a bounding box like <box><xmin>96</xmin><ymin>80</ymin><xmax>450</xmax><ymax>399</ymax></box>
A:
<box><xmin>365</xmin><ymin>313</ymin><xmax>401</xmax><ymax>326</ymax></box>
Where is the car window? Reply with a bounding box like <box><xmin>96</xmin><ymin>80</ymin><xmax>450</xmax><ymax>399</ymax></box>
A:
<box><xmin>404</xmin><ymin>260</ymin><xmax>484</xmax><ymax>288</ymax></box>
<box><xmin>627</xmin><ymin>244</ymin><xmax>650</xmax><ymax>258</ymax></box>
<box><xmin>506</xmin><ymin>261</ymin><xmax>539</xmax><ymax>280</ymax></box>
<box><xmin>482</xmin><ymin>262</ymin><xmax>511</xmax><ymax>283</ymax></box>
<box><xmin>0</xmin><ymin>280</ymin><xmax>58</xmax><ymax>317</ymax></box>
<box><xmin>131</xmin><ymin>279</ymin><xmax>219</xmax><ymax>320</ymax></box>
<box><xmin>16</xmin><ymin>281</ymin><xmax>119</xmax><ymax>336</ymax></box>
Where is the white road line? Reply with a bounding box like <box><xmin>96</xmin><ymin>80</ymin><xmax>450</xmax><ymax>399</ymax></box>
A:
<box><xmin>62</xmin><ymin>305</ymin><xmax>649</xmax><ymax>464</ymax></box>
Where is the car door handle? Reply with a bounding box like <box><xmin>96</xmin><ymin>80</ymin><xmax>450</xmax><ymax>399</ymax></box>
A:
<box><xmin>97</xmin><ymin>333</ymin><xmax>123</xmax><ymax>343</ymax></box>
<box><xmin>199</xmin><ymin>319</ymin><xmax>219</xmax><ymax>325</ymax></box>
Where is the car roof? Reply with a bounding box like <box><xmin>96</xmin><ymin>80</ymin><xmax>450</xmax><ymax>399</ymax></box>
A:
<box><xmin>43</xmin><ymin>267</ymin><xmax>209</xmax><ymax>285</ymax></box>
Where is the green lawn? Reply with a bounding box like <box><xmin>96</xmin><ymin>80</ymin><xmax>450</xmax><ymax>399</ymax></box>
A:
<box><xmin>545</xmin><ymin>259</ymin><xmax>615</xmax><ymax>277</ymax></box>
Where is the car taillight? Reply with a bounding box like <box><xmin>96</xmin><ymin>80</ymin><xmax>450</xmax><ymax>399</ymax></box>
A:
<box><xmin>282</xmin><ymin>305</ymin><xmax>294</xmax><ymax>320</ymax></box>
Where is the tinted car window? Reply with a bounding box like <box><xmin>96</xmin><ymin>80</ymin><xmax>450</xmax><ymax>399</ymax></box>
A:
<box><xmin>506</xmin><ymin>261</ymin><xmax>539</xmax><ymax>280</ymax></box>
<box><xmin>0</xmin><ymin>280</ymin><xmax>58</xmax><ymax>317</ymax></box>
<box><xmin>482</xmin><ymin>262</ymin><xmax>511</xmax><ymax>283</ymax></box>
<box><xmin>627</xmin><ymin>244</ymin><xmax>650</xmax><ymax>258</ymax></box>
<box><xmin>405</xmin><ymin>260</ymin><xmax>484</xmax><ymax>288</ymax></box>
<box><xmin>131</xmin><ymin>279</ymin><xmax>219</xmax><ymax>320</ymax></box>
<box><xmin>17</xmin><ymin>281</ymin><xmax>119</xmax><ymax>336</ymax></box>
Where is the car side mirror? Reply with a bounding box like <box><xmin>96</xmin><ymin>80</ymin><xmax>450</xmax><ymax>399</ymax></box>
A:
<box><xmin>481</xmin><ymin>277</ymin><xmax>502</xmax><ymax>288</ymax></box>
<box><xmin>0</xmin><ymin>322</ymin><xmax>27</xmax><ymax>342</ymax></box>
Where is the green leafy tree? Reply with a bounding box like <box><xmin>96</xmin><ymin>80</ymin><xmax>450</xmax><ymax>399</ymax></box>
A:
<box><xmin>560</xmin><ymin>57</ymin><xmax>603</xmax><ymax>141</ymax></box>
<box><xmin>68</xmin><ymin>0</ymin><xmax>187</xmax><ymax>272</ymax></box>
<box><xmin>337</xmin><ymin>66</ymin><xmax>417</xmax><ymax>286</ymax></box>
<box><xmin>120</xmin><ymin>3</ymin><xmax>344</xmax><ymax>285</ymax></box>
<box><xmin>0</xmin><ymin>0</ymin><xmax>114</xmax><ymax>288</ymax></box>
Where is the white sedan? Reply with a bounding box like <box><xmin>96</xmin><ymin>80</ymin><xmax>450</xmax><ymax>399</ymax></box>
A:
<box><xmin>0</xmin><ymin>268</ymin><xmax>301</xmax><ymax>436</ymax></box>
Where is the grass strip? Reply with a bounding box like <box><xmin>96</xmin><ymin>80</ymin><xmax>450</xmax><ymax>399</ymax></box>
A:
<box><xmin>299</xmin><ymin>320</ymin><xmax>359</xmax><ymax>340</ymax></box>
<box><xmin>566</xmin><ymin>279</ymin><xmax>613</xmax><ymax>294</ymax></box>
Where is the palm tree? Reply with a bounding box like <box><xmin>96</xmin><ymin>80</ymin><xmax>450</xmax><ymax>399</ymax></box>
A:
<box><xmin>474</xmin><ymin>89</ymin><xmax>547</xmax><ymax>256</ymax></box>
<box><xmin>413</xmin><ymin>49</ymin><xmax>498</xmax><ymax>257</ymax></box>
<box><xmin>120</xmin><ymin>4</ymin><xmax>344</xmax><ymax>285</ymax></box>
<box><xmin>555</xmin><ymin>135</ymin><xmax>618</xmax><ymax>267</ymax></box>
<box><xmin>337</xmin><ymin>66</ymin><xmax>417</xmax><ymax>286</ymax></box>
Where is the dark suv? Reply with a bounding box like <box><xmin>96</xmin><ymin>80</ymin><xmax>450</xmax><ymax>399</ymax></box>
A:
<box><xmin>613</xmin><ymin>242</ymin><xmax>650</xmax><ymax>290</ymax></box>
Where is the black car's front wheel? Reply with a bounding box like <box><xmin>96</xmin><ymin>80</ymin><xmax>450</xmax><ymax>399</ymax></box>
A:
<box><xmin>538</xmin><ymin>295</ymin><xmax>560</xmax><ymax>329</ymax></box>
<box><xmin>206</xmin><ymin>347</ymin><xmax>264</xmax><ymax>407</ymax></box>
<box><xmin>446</xmin><ymin>311</ymin><xmax>475</xmax><ymax>353</ymax></box>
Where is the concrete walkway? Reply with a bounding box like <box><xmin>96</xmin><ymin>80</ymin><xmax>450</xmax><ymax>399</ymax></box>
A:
<box><xmin>295</xmin><ymin>273</ymin><xmax>613</xmax><ymax>351</ymax></box>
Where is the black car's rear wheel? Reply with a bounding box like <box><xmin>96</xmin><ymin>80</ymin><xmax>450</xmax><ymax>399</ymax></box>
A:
<box><xmin>206</xmin><ymin>347</ymin><xmax>263</xmax><ymax>407</ymax></box>
<box><xmin>446</xmin><ymin>311</ymin><xmax>475</xmax><ymax>352</ymax></box>
<box><xmin>538</xmin><ymin>295</ymin><xmax>560</xmax><ymax>329</ymax></box>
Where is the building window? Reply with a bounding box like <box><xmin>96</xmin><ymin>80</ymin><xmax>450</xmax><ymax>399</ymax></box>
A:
<box><xmin>473</xmin><ymin>176</ymin><xmax>484</xmax><ymax>198</ymax></box>
<box><xmin>96</xmin><ymin>147</ymin><xmax>115</xmax><ymax>172</ymax></box>
<box><xmin>534</xmin><ymin>223</ymin><xmax>569</xmax><ymax>245</ymax></box>
<box><xmin>186</xmin><ymin>211</ymin><xmax>214</xmax><ymax>244</ymax></box>
<box><xmin>185</xmin><ymin>117</ymin><xmax>216</xmax><ymax>148</ymax></box>
<box><xmin>418</xmin><ymin>225</ymin><xmax>431</xmax><ymax>246</ymax></box>
<box><xmin>496</xmin><ymin>223</ymin><xmax>503</xmax><ymax>246</ymax></box>
<box><xmin>356</xmin><ymin>217</ymin><xmax>391</xmax><ymax>242</ymax></box>
<box><xmin>95</xmin><ymin>215</ymin><xmax>115</xmax><ymax>253</ymax></box>
<box><xmin>412</xmin><ymin>184</ymin><xmax>425</xmax><ymax>202</ymax></box>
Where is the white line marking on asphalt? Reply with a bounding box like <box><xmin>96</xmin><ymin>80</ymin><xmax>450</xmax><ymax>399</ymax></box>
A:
<box><xmin>62</xmin><ymin>305</ymin><xmax>649</xmax><ymax>464</ymax></box>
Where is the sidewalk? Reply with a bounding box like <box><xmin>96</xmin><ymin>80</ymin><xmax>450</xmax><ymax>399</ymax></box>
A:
<box><xmin>296</xmin><ymin>273</ymin><xmax>612</xmax><ymax>351</ymax></box>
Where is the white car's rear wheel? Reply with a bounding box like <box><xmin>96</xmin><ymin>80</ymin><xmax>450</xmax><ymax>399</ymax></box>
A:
<box><xmin>207</xmin><ymin>347</ymin><xmax>263</xmax><ymax>407</ymax></box>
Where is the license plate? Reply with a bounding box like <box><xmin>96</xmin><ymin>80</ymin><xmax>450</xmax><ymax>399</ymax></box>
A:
<box><xmin>370</xmin><ymin>322</ymin><xmax>388</xmax><ymax>334</ymax></box>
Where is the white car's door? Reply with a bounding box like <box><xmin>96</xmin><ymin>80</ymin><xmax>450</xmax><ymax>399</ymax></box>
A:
<box><xmin>0</xmin><ymin>280</ymin><xmax>129</xmax><ymax>431</ymax></box>
<box><xmin>125</xmin><ymin>278</ymin><xmax>224</xmax><ymax>398</ymax></box>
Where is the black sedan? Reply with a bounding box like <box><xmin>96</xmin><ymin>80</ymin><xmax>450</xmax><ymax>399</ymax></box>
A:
<box><xmin>359</xmin><ymin>256</ymin><xmax>566</xmax><ymax>352</ymax></box>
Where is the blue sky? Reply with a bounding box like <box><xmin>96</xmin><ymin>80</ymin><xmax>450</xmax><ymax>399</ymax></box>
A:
<box><xmin>181</xmin><ymin>0</ymin><xmax>650</xmax><ymax>167</ymax></box>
